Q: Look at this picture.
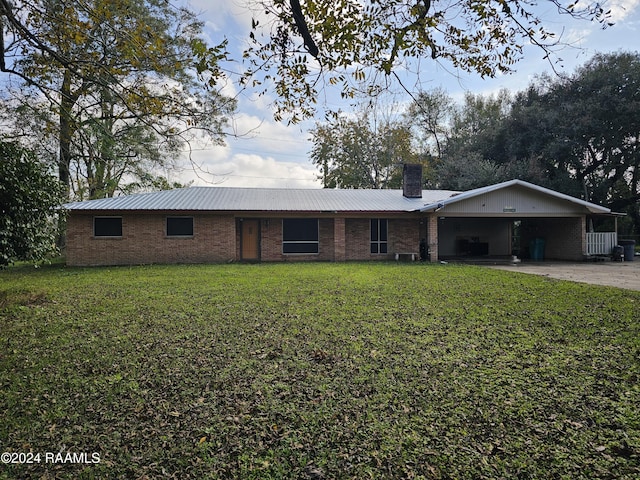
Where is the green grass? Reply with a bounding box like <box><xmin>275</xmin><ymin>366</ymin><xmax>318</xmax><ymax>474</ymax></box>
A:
<box><xmin>1</xmin><ymin>262</ymin><xmax>639</xmax><ymax>479</ymax></box>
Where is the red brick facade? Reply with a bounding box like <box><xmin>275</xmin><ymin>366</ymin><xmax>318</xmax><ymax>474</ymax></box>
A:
<box><xmin>66</xmin><ymin>213</ymin><xmax>236</xmax><ymax>266</ymax></box>
<box><xmin>259</xmin><ymin>217</ymin><xmax>336</xmax><ymax>262</ymax></box>
<box><xmin>344</xmin><ymin>218</ymin><xmax>423</xmax><ymax>261</ymax></box>
<box><xmin>66</xmin><ymin>213</ymin><xmax>427</xmax><ymax>266</ymax></box>
<box><xmin>65</xmin><ymin>211</ymin><xmax>589</xmax><ymax>266</ymax></box>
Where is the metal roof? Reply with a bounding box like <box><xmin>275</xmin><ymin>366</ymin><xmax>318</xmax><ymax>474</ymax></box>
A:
<box><xmin>63</xmin><ymin>186</ymin><xmax>461</xmax><ymax>212</ymax></box>
<box><xmin>63</xmin><ymin>180</ymin><xmax>613</xmax><ymax>215</ymax></box>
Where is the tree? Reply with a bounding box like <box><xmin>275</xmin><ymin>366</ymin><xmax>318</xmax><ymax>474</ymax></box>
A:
<box><xmin>244</xmin><ymin>0</ymin><xmax>613</xmax><ymax>122</ymax></box>
<box><xmin>421</xmin><ymin>52</ymin><xmax>640</xmax><ymax>233</ymax></box>
<box><xmin>1</xmin><ymin>0</ymin><xmax>234</xmax><ymax>199</ymax></box>
<box><xmin>405</xmin><ymin>87</ymin><xmax>454</xmax><ymax>160</ymax></box>
<box><xmin>436</xmin><ymin>89</ymin><xmax>513</xmax><ymax>189</ymax></box>
<box><xmin>0</xmin><ymin>141</ymin><xmax>64</xmax><ymax>267</ymax></box>
<box><xmin>310</xmin><ymin>111</ymin><xmax>421</xmax><ymax>188</ymax></box>
<box><xmin>506</xmin><ymin>52</ymin><xmax>640</xmax><ymax>232</ymax></box>
<box><xmin>500</xmin><ymin>80</ymin><xmax>581</xmax><ymax>195</ymax></box>
<box><xmin>120</xmin><ymin>173</ymin><xmax>193</xmax><ymax>195</ymax></box>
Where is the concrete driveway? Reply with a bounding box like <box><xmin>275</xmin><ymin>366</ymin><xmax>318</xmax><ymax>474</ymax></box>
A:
<box><xmin>489</xmin><ymin>260</ymin><xmax>640</xmax><ymax>291</ymax></box>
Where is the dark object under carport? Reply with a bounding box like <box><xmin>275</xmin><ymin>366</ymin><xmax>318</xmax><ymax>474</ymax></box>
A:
<box><xmin>618</xmin><ymin>240</ymin><xmax>636</xmax><ymax>262</ymax></box>
<box><xmin>612</xmin><ymin>245</ymin><xmax>624</xmax><ymax>261</ymax></box>
<box><xmin>529</xmin><ymin>237</ymin><xmax>545</xmax><ymax>261</ymax></box>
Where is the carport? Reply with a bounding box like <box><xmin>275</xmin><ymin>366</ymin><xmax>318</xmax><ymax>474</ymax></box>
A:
<box><xmin>421</xmin><ymin>180</ymin><xmax>615</xmax><ymax>262</ymax></box>
<box><xmin>435</xmin><ymin>216</ymin><xmax>587</xmax><ymax>261</ymax></box>
<box><xmin>437</xmin><ymin>217</ymin><xmax>513</xmax><ymax>258</ymax></box>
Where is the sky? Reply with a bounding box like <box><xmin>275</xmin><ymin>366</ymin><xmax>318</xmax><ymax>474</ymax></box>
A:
<box><xmin>171</xmin><ymin>0</ymin><xmax>640</xmax><ymax>189</ymax></box>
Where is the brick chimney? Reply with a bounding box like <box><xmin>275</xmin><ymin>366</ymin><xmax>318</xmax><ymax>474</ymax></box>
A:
<box><xmin>402</xmin><ymin>163</ymin><xmax>422</xmax><ymax>198</ymax></box>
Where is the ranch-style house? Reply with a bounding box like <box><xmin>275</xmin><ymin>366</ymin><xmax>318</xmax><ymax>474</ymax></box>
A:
<box><xmin>63</xmin><ymin>166</ymin><xmax>619</xmax><ymax>266</ymax></box>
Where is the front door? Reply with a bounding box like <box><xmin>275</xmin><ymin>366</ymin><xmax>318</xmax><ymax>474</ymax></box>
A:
<box><xmin>241</xmin><ymin>219</ymin><xmax>260</xmax><ymax>260</ymax></box>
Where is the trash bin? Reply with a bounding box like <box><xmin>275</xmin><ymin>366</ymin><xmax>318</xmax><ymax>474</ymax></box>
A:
<box><xmin>612</xmin><ymin>245</ymin><xmax>624</xmax><ymax>261</ymax></box>
<box><xmin>529</xmin><ymin>237</ymin><xmax>545</xmax><ymax>261</ymax></box>
<box><xmin>618</xmin><ymin>240</ymin><xmax>636</xmax><ymax>262</ymax></box>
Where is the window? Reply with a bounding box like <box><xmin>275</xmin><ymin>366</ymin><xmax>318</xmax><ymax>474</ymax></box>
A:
<box><xmin>167</xmin><ymin>217</ymin><xmax>194</xmax><ymax>237</ymax></box>
<box><xmin>94</xmin><ymin>217</ymin><xmax>122</xmax><ymax>237</ymax></box>
<box><xmin>282</xmin><ymin>218</ymin><xmax>319</xmax><ymax>254</ymax></box>
<box><xmin>370</xmin><ymin>219</ymin><xmax>388</xmax><ymax>254</ymax></box>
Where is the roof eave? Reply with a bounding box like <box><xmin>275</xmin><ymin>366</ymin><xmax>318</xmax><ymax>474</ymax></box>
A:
<box><xmin>419</xmin><ymin>179</ymin><xmax>612</xmax><ymax>214</ymax></box>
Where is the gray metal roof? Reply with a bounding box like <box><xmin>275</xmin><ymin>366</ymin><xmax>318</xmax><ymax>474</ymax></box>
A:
<box><xmin>63</xmin><ymin>186</ymin><xmax>461</xmax><ymax>212</ymax></box>
<box><xmin>63</xmin><ymin>180</ymin><xmax>612</xmax><ymax>215</ymax></box>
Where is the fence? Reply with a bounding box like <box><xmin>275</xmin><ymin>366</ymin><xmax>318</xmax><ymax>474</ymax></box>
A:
<box><xmin>586</xmin><ymin>232</ymin><xmax>617</xmax><ymax>255</ymax></box>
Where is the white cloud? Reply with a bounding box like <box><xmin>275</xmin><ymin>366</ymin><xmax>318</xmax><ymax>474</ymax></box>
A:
<box><xmin>215</xmin><ymin>154</ymin><xmax>320</xmax><ymax>188</ymax></box>
<box><xmin>608</xmin><ymin>0</ymin><xmax>640</xmax><ymax>23</ymax></box>
<box><xmin>171</xmin><ymin>109</ymin><xmax>318</xmax><ymax>188</ymax></box>
<box><xmin>187</xmin><ymin>0</ymin><xmax>251</xmax><ymax>30</ymax></box>
<box><xmin>177</xmin><ymin>0</ymin><xmax>327</xmax><ymax>192</ymax></box>
<box><xmin>224</xmin><ymin>111</ymin><xmax>312</xmax><ymax>159</ymax></box>
<box><xmin>177</xmin><ymin>148</ymin><xmax>320</xmax><ymax>188</ymax></box>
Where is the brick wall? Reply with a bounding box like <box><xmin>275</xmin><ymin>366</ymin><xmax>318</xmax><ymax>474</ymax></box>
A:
<box><xmin>345</xmin><ymin>219</ymin><xmax>370</xmax><ymax>260</ymax></box>
<box><xmin>521</xmin><ymin>216</ymin><xmax>586</xmax><ymax>261</ymax></box>
<box><xmin>252</xmin><ymin>216</ymin><xmax>420</xmax><ymax>262</ymax></box>
<box><xmin>334</xmin><ymin>218</ymin><xmax>346</xmax><ymax>262</ymax></box>
<box><xmin>66</xmin><ymin>213</ymin><xmax>236</xmax><ymax>266</ymax></box>
<box><xmin>67</xmin><ymin>212</ymin><xmax>588</xmax><ymax>265</ymax></box>
<box><xmin>260</xmin><ymin>218</ymin><xmax>336</xmax><ymax>262</ymax></box>
<box><xmin>427</xmin><ymin>215</ymin><xmax>438</xmax><ymax>262</ymax></box>
<box><xmin>66</xmin><ymin>212</ymin><xmax>432</xmax><ymax>265</ymax></box>
<box><xmin>345</xmin><ymin>217</ymin><xmax>422</xmax><ymax>260</ymax></box>
<box><xmin>390</xmin><ymin>218</ymin><xmax>422</xmax><ymax>255</ymax></box>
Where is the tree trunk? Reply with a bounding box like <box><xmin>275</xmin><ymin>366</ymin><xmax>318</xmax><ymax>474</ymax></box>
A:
<box><xmin>59</xmin><ymin>69</ymin><xmax>75</xmax><ymax>199</ymax></box>
<box><xmin>57</xmin><ymin>69</ymin><xmax>83</xmax><ymax>248</ymax></box>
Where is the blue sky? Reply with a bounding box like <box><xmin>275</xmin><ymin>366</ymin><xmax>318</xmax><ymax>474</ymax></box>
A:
<box><xmin>173</xmin><ymin>0</ymin><xmax>640</xmax><ymax>188</ymax></box>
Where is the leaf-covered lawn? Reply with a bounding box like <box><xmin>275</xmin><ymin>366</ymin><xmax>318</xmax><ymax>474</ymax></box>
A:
<box><xmin>1</xmin><ymin>263</ymin><xmax>639</xmax><ymax>479</ymax></box>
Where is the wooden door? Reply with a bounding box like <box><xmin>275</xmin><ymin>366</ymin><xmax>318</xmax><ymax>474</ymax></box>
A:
<box><xmin>241</xmin><ymin>219</ymin><xmax>260</xmax><ymax>260</ymax></box>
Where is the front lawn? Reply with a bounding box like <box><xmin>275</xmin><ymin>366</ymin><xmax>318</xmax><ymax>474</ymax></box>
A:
<box><xmin>1</xmin><ymin>263</ymin><xmax>638</xmax><ymax>479</ymax></box>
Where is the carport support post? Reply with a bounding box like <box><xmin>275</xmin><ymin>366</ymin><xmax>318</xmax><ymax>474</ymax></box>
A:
<box><xmin>581</xmin><ymin>216</ymin><xmax>587</xmax><ymax>258</ymax></box>
<box><xmin>427</xmin><ymin>215</ymin><xmax>438</xmax><ymax>262</ymax></box>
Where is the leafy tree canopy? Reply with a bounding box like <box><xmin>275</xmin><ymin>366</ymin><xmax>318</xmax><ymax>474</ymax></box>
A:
<box><xmin>0</xmin><ymin>141</ymin><xmax>65</xmax><ymax>267</ymax></box>
<box><xmin>0</xmin><ymin>0</ymin><xmax>235</xmax><ymax>199</ymax></box>
<box><xmin>508</xmin><ymin>51</ymin><xmax>640</xmax><ymax>231</ymax></box>
<box><xmin>314</xmin><ymin>51</ymin><xmax>640</xmax><ymax>235</ymax></box>
<box><xmin>411</xmin><ymin>51</ymin><xmax>640</xmax><ymax>233</ymax></box>
<box><xmin>1</xmin><ymin>0</ymin><xmax>616</xmax><ymax>127</ymax></box>
<box><xmin>244</xmin><ymin>0</ymin><xmax>612</xmax><ymax>122</ymax></box>
<box><xmin>310</xmin><ymin>109</ymin><xmax>426</xmax><ymax>189</ymax></box>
